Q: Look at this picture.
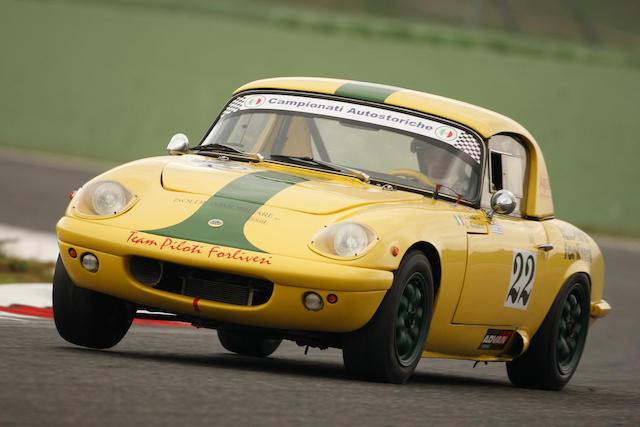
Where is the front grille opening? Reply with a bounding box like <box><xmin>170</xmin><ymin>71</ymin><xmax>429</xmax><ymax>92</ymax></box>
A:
<box><xmin>130</xmin><ymin>256</ymin><xmax>273</xmax><ymax>306</ymax></box>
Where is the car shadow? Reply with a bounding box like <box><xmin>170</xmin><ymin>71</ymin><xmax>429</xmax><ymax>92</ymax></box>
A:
<box><xmin>58</xmin><ymin>345</ymin><xmax>351</xmax><ymax>382</ymax></box>
<box><xmin>57</xmin><ymin>345</ymin><xmax>513</xmax><ymax>389</ymax></box>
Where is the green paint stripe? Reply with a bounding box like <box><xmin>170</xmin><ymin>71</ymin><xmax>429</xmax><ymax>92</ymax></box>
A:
<box><xmin>145</xmin><ymin>170</ymin><xmax>308</xmax><ymax>252</ymax></box>
<box><xmin>334</xmin><ymin>82</ymin><xmax>399</xmax><ymax>103</ymax></box>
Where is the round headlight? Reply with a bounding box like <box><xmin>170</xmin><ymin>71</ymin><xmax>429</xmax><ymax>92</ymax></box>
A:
<box><xmin>72</xmin><ymin>179</ymin><xmax>136</xmax><ymax>218</ymax></box>
<box><xmin>91</xmin><ymin>181</ymin><xmax>128</xmax><ymax>216</ymax></box>
<box><xmin>333</xmin><ymin>223</ymin><xmax>369</xmax><ymax>257</ymax></box>
<box><xmin>310</xmin><ymin>222</ymin><xmax>377</xmax><ymax>259</ymax></box>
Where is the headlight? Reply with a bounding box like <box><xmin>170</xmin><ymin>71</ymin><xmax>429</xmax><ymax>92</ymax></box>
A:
<box><xmin>92</xmin><ymin>181</ymin><xmax>129</xmax><ymax>215</ymax></box>
<box><xmin>72</xmin><ymin>180</ymin><xmax>137</xmax><ymax>218</ymax></box>
<box><xmin>310</xmin><ymin>222</ymin><xmax>377</xmax><ymax>259</ymax></box>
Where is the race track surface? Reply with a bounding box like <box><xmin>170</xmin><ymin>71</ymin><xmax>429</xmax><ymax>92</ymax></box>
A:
<box><xmin>1</xmin><ymin>152</ymin><xmax>639</xmax><ymax>425</ymax></box>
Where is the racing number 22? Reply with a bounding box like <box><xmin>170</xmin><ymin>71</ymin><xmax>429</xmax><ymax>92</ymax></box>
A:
<box><xmin>504</xmin><ymin>249</ymin><xmax>537</xmax><ymax>310</ymax></box>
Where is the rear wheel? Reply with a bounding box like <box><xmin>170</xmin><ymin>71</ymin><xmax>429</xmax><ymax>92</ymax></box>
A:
<box><xmin>342</xmin><ymin>251</ymin><xmax>434</xmax><ymax>383</ymax></box>
<box><xmin>53</xmin><ymin>255</ymin><xmax>135</xmax><ymax>349</ymax></box>
<box><xmin>506</xmin><ymin>274</ymin><xmax>590</xmax><ymax>390</ymax></box>
<box><xmin>217</xmin><ymin>328</ymin><xmax>282</xmax><ymax>357</ymax></box>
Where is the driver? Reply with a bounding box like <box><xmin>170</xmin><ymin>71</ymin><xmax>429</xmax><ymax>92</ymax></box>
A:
<box><xmin>412</xmin><ymin>140</ymin><xmax>474</xmax><ymax>198</ymax></box>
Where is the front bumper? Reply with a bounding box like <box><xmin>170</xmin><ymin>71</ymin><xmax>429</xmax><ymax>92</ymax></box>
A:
<box><xmin>56</xmin><ymin>217</ymin><xmax>392</xmax><ymax>333</ymax></box>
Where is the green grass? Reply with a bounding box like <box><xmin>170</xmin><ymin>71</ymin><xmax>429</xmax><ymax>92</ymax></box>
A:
<box><xmin>0</xmin><ymin>251</ymin><xmax>54</xmax><ymax>284</ymax></box>
<box><xmin>1</xmin><ymin>0</ymin><xmax>639</xmax><ymax>235</ymax></box>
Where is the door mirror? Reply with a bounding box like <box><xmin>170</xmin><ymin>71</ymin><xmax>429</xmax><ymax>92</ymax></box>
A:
<box><xmin>167</xmin><ymin>133</ymin><xmax>189</xmax><ymax>155</ymax></box>
<box><xmin>489</xmin><ymin>189</ymin><xmax>516</xmax><ymax>218</ymax></box>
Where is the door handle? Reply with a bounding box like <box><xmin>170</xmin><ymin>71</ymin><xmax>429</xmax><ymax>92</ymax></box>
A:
<box><xmin>536</xmin><ymin>244</ymin><xmax>554</xmax><ymax>251</ymax></box>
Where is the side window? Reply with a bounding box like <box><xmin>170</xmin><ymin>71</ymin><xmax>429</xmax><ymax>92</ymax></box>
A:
<box><xmin>482</xmin><ymin>135</ymin><xmax>528</xmax><ymax>217</ymax></box>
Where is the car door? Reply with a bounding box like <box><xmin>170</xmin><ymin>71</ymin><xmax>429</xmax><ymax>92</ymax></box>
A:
<box><xmin>452</xmin><ymin>135</ymin><xmax>551</xmax><ymax>326</ymax></box>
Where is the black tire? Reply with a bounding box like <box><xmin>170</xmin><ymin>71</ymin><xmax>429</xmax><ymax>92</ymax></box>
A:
<box><xmin>506</xmin><ymin>273</ymin><xmax>591</xmax><ymax>390</ymax></box>
<box><xmin>53</xmin><ymin>255</ymin><xmax>135</xmax><ymax>349</ymax></box>
<box><xmin>342</xmin><ymin>250</ymin><xmax>434</xmax><ymax>384</ymax></box>
<box><xmin>217</xmin><ymin>328</ymin><xmax>282</xmax><ymax>357</ymax></box>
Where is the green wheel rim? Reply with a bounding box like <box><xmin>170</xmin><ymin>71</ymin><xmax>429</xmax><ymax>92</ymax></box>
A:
<box><xmin>557</xmin><ymin>283</ymin><xmax>589</xmax><ymax>374</ymax></box>
<box><xmin>395</xmin><ymin>272</ymin><xmax>428</xmax><ymax>367</ymax></box>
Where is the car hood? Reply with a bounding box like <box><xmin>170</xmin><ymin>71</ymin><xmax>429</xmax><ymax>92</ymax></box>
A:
<box><xmin>161</xmin><ymin>156</ymin><xmax>423</xmax><ymax>215</ymax></box>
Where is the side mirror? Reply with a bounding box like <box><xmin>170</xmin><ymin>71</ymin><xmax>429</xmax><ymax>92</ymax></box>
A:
<box><xmin>488</xmin><ymin>189</ymin><xmax>516</xmax><ymax>219</ymax></box>
<box><xmin>167</xmin><ymin>133</ymin><xmax>189</xmax><ymax>155</ymax></box>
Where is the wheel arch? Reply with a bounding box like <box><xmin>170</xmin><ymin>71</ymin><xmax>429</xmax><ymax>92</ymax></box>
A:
<box><xmin>560</xmin><ymin>264</ymin><xmax>594</xmax><ymax>300</ymax></box>
<box><xmin>405</xmin><ymin>241</ymin><xmax>441</xmax><ymax>298</ymax></box>
<box><xmin>525</xmin><ymin>270</ymin><xmax>593</xmax><ymax>350</ymax></box>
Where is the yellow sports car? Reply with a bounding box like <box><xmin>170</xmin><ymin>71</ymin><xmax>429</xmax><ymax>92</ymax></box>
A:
<box><xmin>54</xmin><ymin>77</ymin><xmax>610</xmax><ymax>388</ymax></box>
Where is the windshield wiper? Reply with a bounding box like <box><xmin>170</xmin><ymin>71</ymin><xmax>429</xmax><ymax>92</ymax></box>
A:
<box><xmin>193</xmin><ymin>144</ymin><xmax>264</xmax><ymax>162</ymax></box>
<box><xmin>432</xmin><ymin>183</ymin><xmax>464</xmax><ymax>203</ymax></box>
<box><xmin>268</xmin><ymin>155</ymin><xmax>370</xmax><ymax>183</ymax></box>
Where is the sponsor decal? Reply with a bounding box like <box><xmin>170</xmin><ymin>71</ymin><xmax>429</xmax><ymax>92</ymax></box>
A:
<box><xmin>247</xmin><ymin>94</ymin><xmax>437</xmax><ymax>135</ymax></box>
<box><xmin>207</xmin><ymin>246</ymin><xmax>272</xmax><ymax>265</ymax></box>
<box><xmin>563</xmin><ymin>244</ymin><xmax>592</xmax><ymax>262</ymax></box>
<box><xmin>126</xmin><ymin>231</ymin><xmax>273</xmax><ymax>266</ymax></box>
<box><xmin>539</xmin><ymin>176</ymin><xmax>552</xmax><ymax>199</ymax></box>
<box><xmin>435</xmin><ymin>126</ymin><xmax>457</xmax><ymax>142</ymax></box>
<box><xmin>504</xmin><ymin>249</ymin><xmax>537</xmax><ymax>310</ymax></box>
<box><xmin>478</xmin><ymin>329</ymin><xmax>514</xmax><ymax>350</ymax></box>
<box><xmin>556</xmin><ymin>223</ymin><xmax>590</xmax><ymax>243</ymax></box>
<box><xmin>490</xmin><ymin>224</ymin><xmax>504</xmax><ymax>234</ymax></box>
<box><xmin>555</xmin><ymin>223</ymin><xmax>593</xmax><ymax>263</ymax></box>
<box><xmin>248</xmin><ymin>210</ymin><xmax>279</xmax><ymax>225</ymax></box>
<box><xmin>173</xmin><ymin>197</ymin><xmax>205</xmax><ymax>206</ymax></box>
<box><xmin>127</xmin><ymin>231</ymin><xmax>205</xmax><ymax>255</ymax></box>
<box><xmin>207</xmin><ymin>219</ymin><xmax>224</xmax><ymax>228</ymax></box>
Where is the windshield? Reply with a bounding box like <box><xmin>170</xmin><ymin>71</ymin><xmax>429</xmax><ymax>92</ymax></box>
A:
<box><xmin>200</xmin><ymin>93</ymin><xmax>484</xmax><ymax>201</ymax></box>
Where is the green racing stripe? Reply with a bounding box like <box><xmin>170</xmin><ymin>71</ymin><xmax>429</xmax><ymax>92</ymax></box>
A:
<box><xmin>145</xmin><ymin>170</ymin><xmax>308</xmax><ymax>252</ymax></box>
<box><xmin>334</xmin><ymin>82</ymin><xmax>399</xmax><ymax>104</ymax></box>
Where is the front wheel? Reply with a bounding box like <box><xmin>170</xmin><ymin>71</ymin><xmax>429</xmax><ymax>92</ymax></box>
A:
<box><xmin>506</xmin><ymin>274</ymin><xmax>591</xmax><ymax>390</ymax></box>
<box><xmin>53</xmin><ymin>255</ymin><xmax>135</xmax><ymax>349</ymax></box>
<box><xmin>342</xmin><ymin>251</ymin><xmax>434</xmax><ymax>383</ymax></box>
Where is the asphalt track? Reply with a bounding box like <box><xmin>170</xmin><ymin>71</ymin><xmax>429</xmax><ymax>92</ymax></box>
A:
<box><xmin>1</xmin><ymin>152</ymin><xmax>640</xmax><ymax>425</ymax></box>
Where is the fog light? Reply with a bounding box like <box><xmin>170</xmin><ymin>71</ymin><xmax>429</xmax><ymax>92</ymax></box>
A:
<box><xmin>81</xmin><ymin>253</ymin><xmax>99</xmax><ymax>272</ymax></box>
<box><xmin>303</xmin><ymin>292</ymin><xmax>324</xmax><ymax>312</ymax></box>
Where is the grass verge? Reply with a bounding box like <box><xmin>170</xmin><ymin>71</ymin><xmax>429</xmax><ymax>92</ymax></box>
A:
<box><xmin>0</xmin><ymin>251</ymin><xmax>54</xmax><ymax>284</ymax></box>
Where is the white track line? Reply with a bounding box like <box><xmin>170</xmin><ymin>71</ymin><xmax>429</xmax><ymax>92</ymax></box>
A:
<box><xmin>0</xmin><ymin>223</ymin><xmax>59</xmax><ymax>262</ymax></box>
<box><xmin>0</xmin><ymin>283</ymin><xmax>52</xmax><ymax>307</ymax></box>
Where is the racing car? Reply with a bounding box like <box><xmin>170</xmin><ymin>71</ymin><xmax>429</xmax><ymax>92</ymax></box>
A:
<box><xmin>53</xmin><ymin>77</ymin><xmax>611</xmax><ymax>388</ymax></box>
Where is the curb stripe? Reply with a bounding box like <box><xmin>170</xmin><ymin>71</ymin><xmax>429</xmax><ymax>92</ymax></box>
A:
<box><xmin>0</xmin><ymin>305</ymin><xmax>190</xmax><ymax>327</ymax></box>
<box><xmin>0</xmin><ymin>305</ymin><xmax>53</xmax><ymax>319</ymax></box>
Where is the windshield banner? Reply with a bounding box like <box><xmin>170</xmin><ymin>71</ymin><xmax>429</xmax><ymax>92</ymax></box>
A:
<box><xmin>223</xmin><ymin>93</ymin><xmax>482</xmax><ymax>164</ymax></box>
